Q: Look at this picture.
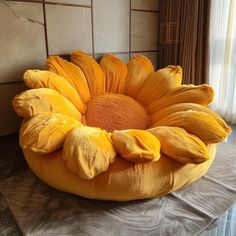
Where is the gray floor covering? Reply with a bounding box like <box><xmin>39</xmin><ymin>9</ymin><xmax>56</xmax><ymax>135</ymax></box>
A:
<box><xmin>0</xmin><ymin>133</ymin><xmax>235</xmax><ymax>236</ymax></box>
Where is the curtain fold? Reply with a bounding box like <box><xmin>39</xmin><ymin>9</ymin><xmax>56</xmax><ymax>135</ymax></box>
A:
<box><xmin>158</xmin><ymin>0</ymin><xmax>210</xmax><ymax>84</ymax></box>
<box><xmin>208</xmin><ymin>0</ymin><xmax>236</xmax><ymax>124</ymax></box>
<box><xmin>158</xmin><ymin>0</ymin><xmax>181</xmax><ymax>68</ymax></box>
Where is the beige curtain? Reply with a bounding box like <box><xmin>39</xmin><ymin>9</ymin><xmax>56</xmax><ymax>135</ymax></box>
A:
<box><xmin>208</xmin><ymin>0</ymin><xmax>236</xmax><ymax>124</ymax></box>
<box><xmin>158</xmin><ymin>0</ymin><xmax>210</xmax><ymax>84</ymax></box>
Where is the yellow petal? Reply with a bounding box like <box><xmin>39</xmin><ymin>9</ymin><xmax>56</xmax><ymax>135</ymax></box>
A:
<box><xmin>20</xmin><ymin>112</ymin><xmax>82</xmax><ymax>154</ymax></box>
<box><xmin>23</xmin><ymin>70</ymin><xmax>85</xmax><ymax>113</ymax></box>
<box><xmin>111</xmin><ymin>129</ymin><xmax>161</xmax><ymax>163</ymax></box>
<box><xmin>136</xmin><ymin>65</ymin><xmax>182</xmax><ymax>105</ymax></box>
<box><xmin>148</xmin><ymin>126</ymin><xmax>209</xmax><ymax>164</ymax></box>
<box><xmin>12</xmin><ymin>88</ymin><xmax>81</xmax><ymax>120</ymax></box>
<box><xmin>71</xmin><ymin>50</ymin><xmax>105</xmax><ymax>97</ymax></box>
<box><xmin>100</xmin><ymin>54</ymin><xmax>128</xmax><ymax>94</ymax></box>
<box><xmin>152</xmin><ymin>103</ymin><xmax>231</xmax><ymax>134</ymax></box>
<box><xmin>63</xmin><ymin>126</ymin><xmax>117</xmax><ymax>180</ymax></box>
<box><xmin>153</xmin><ymin>110</ymin><xmax>227</xmax><ymax>143</ymax></box>
<box><xmin>46</xmin><ymin>56</ymin><xmax>91</xmax><ymax>103</ymax></box>
<box><xmin>124</xmin><ymin>55</ymin><xmax>154</xmax><ymax>98</ymax></box>
<box><xmin>147</xmin><ymin>84</ymin><xmax>214</xmax><ymax>114</ymax></box>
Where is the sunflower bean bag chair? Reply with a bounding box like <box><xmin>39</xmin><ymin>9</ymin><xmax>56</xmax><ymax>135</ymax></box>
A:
<box><xmin>12</xmin><ymin>50</ymin><xmax>231</xmax><ymax>201</ymax></box>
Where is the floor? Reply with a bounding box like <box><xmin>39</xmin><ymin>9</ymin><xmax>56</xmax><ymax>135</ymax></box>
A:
<box><xmin>0</xmin><ymin>126</ymin><xmax>235</xmax><ymax>236</ymax></box>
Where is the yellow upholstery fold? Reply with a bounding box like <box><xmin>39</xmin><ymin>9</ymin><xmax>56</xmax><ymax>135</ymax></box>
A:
<box><xmin>112</xmin><ymin>129</ymin><xmax>161</xmax><ymax>163</ymax></box>
<box><xmin>12</xmin><ymin>88</ymin><xmax>81</xmax><ymax>120</ymax></box>
<box><xmin>71</xmin><ymin>50</ymin><xmax>106</xmax><ymax>97</ymax></box>
<box><xmin>152</xmin><ymin>103</ymin><xmax>231</xmax><ymax>134</ymax></box>
<box><xmin>23</xmin><ymin>70</ymin><xmax>85</xmax><ymax>113</ymax></box>
<box><xmin>124</xmin><ymin>55</ymin><xmax>154</xmax><ymax>98</ymax></box>
<box><xmin>20</xmin><ymin>112</ymin><xmax>82</xmax><ymax>154</ymax></box>
<box><xmin>100</xmin><ymin>54</ymin><xmax>128</xmax><ymax>94</ymax></box>
<box><xmin>147</xmin><ymin>84</ymin><xmax>214</xmax><ymax>114</ymax></box>
<box><xmin>153</xmin><ymin>110</ymin><xmax>227</xmax><ymax>143</ymax></box>
<box><xmin>46</xmin><ymin>56</ymin><xmax>91</xmax><ymax>103</ymax></box>
<box><xmin>148</xmin><ymin>126</ymin><xmax>209</xmax><ymax>164</ymax></box>
<box><xmin>63</xmin><ymin>126</ymin><xmax>117</xmax><ymax>180</ymax></box>
<box><xmin>136</xmin><ymin>65</ymin><xmax>182</xmax><ymax>105</ymax></box>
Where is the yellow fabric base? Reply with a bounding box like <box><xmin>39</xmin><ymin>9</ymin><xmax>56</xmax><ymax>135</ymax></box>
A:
<box><xmin>22</xmin><ymin>143</ymin><xmax>216</xmax><ymax>201</ymax></box>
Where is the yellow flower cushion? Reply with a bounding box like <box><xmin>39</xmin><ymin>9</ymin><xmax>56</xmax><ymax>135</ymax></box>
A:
<box><xmin>13</xmin><ymin>51</ymin><xmax>231</xmax><ymax>201</ymax></box>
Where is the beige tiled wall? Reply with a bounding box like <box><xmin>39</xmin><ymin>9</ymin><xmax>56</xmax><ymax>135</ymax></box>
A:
<box><xmin>0</xmin><ymin>0</ymin><xmax>159</xmax><ymax>135</ymax></box>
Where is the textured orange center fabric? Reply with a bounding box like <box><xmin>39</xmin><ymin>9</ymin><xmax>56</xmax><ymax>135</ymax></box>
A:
<box><xmin>85</xmin><ymin>93</ymin><xmax>150</xmax><ymax>132</ymax></box>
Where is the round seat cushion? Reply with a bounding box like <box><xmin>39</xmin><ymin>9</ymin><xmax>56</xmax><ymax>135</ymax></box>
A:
<box><xmin>13</xmin><ymin>51</ymin><xmax>231</xmax><ymax>201</ymax></box>
<box><xmin>23</xmin><ymin>144</ymin><xmax>216</xmax><ymax>201</ymax></box>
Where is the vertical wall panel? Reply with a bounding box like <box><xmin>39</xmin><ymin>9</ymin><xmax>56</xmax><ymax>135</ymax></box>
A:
<box><xmin>46</xmin><ymin>5</ymin><xmax>92</xmax><ymax>55</ymax></box>
<box><xmin>93</xmin><ymin>0</ymin><xmax>129</xmax><ymax>53</ymax></box>
<box><xmin>131</xmin><ymin>11</ymin><xmax>158</xmax><ymax>51</ymax></box>
<box><xmin>131</xmin><ymin>0</ymin><xmax>159</xmax><ymax>11</ymax></box>
<box><xmin>0</xmin><ymin>1</ymin><xmax>46</xmax><ymax>83</ymax></box>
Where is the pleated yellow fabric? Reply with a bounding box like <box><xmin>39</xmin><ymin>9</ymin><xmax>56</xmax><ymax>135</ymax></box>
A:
<box><xmin>12</xmin><ymin>88</ymin><xmax>81</xmax><ymax>120</ymax></box>
<box><xmin>23</xmin><ymin>70</ymin><xmax>85</xmax><ymax>113</ymax></box>
<box><xmin>100</xmin><ymin>54</ymin><xmax>128</xmax><ymax>94</ymax></box>
<box><xmin>152</xmin><ymin>103</ymin><xmax>231</xmax><ymax>134</ymax></box>
<box><xmin>71</xmin><ymin>50</ymin><xmax>106</xmax><ymax>97</ymax></box>
<box><xmin>136</xmin><ymin>65</ymin><xmax>182</xmax><ymax>106</ymax></box>
<box><xmin>153</xmin><ymin>111</ymin><xmax>227</xmax><ymax>143</ymax></box>
<box><xmin>20</xmin><ymin>112</ymin><xmax>82</xmax><ymax>154</ymax></box>
<box><xmin>124</xmin><ymin>55</ymin><xmax>154</xmax><ymax>98</ymax></box>
<box><xmin>147</xmin><ymin>84</ymin><xmax>214</xmax><ymax>114</ymax></box>
<box><xmin>12</xmin><ymin>50</ymin><xmax>231</xmax><ymax>201</ymax></box>
<box><xmin>46</xmin><ymin>56</ymin><xmax>91</xmax><ymax>103</ymax></box>
<box><xmin>63</xmin><ymin>126</ymin><xmax>116</xmax><ymax>180</ymax></box>
<box><xmin>112</xmin><ymin>129</ymin><xmax>161</xmax><ymax>163</ymax></box>
<box><xmin>148</xmin><ymin>126</ymin><xmax>209</xmax><ymax>164</ymax></box>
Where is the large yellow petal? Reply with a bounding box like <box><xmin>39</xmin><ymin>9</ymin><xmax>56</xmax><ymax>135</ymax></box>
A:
<box><xmin>148</xmin><ymin>126</ymin><xmax>209</xmax><ymax>164</ymax></box>
<box><xmin>152</xmin><ymin>103</ymin><xmax>231</xmax><ymax>134</ymax></box>
<box><xmin>124</xmin><ymin>55</ymin><xmax>154</xmax><ymax>98</ymax></box>
<box><xmin>100</xmin><ymin>54</ymin><xmax>127</xmax><ymax>94</ymax></box>
<box><xmin>46</xmin><ymin>56</ymin><xmax>91</xmax><ymax>103</ymax></box>
<box><xmin>147</xmin><ymin>84</ymin><xmax>214</xmax><ymax>114</ymax></box>
<box><xmin>12</xmin><ymin>88</ymin><xmax>81</xmax><ymax>120</ymax></box>
<box><xmin>111</xmin><ymin>129</ymin><xmax>161</xmax><ymax>163</ymax></box>
<box><xmin>20</xmin><ymin>112</ymin><xmax>82</xmax><ymax>154</ymax></box>
<box><xmin>153</xmin><ymin>110</ymin><xmax>227</xmax><ymax>143</ymax></box>
<box><xmin>136</xmin><ymin>65</ymin><xmax>182</xmax><ymax>106</ymax></box>
<box><xmin>23</xmin><ymin>70</ymin><xmax>85</xmax><ymax>113</ymax></box>
<box><xmin>63</xmin><ymin>126</ymin><xmax>117</xmax><ymax>180</ymax></box>
<box><xmin>71</xmin><ymin>50</ymin><xmax>105</xmax><ymax>97</ymax></box>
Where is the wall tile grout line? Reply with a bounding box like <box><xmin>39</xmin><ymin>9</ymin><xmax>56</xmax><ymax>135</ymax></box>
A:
<box><xmin>91</xmin><ymin>0</ymin><xmax>95</xmax><ymax>58</ymax></box>
<box><xmin>131</xmin><ymin>50</ymin><xmax>158</xmax><ymax>53</ymax></box>
<box><xmin>56</xmin><ymin>50</ymin><xmax>159</xmax><ymax>58</ymax></box>
<box><xmin>0</xmin><ymin>81</ymin><xmax>24</xmax><ymax>85</ymax></box>
<box><xmin>131</xmin><ymin>9</ymin><xmax>159</xmax><ymax>13</ymax></box>
<box><xmin>129</xmin><ymin>0</ymin><xmax>131</xmax><ymax>59</ymax></box>
<box><xmin>1</xmin><ymin>48</ymin><xmax>159</xmax><ymax>85</ymax></box>
<box><xmin>43</xmin><ymin>0</ymin><xmax>49</xmax><ymax>57</ymax></box>
<box><xmin>4</xmin><ymin>0</ymin><xmax>42</xmax><ymax>3</ymax></box>
<box><xmin>5</xmin><ymin>0</ymin><xmax>92</xmax><ymax>8</ymax></box>
<box><xmin>45</xmin><ymin>1</ymin><xmax>91</xmax><ymax>8</ymax></box>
